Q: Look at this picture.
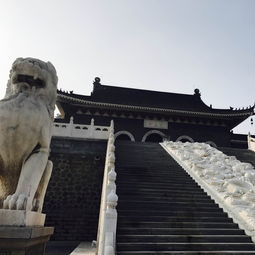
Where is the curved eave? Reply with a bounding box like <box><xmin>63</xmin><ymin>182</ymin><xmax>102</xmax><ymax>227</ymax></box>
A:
<box><xmin>57</xmin><ymin>94</ymin><xmax>254</xmax><ymax>118</ymax></box>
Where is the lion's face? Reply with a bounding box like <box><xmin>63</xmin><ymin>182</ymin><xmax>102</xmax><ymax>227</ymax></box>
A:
<box><xmin>5</xmin><ymin>57</ymin><xmax>58</xmax><ymax>114</ymax></box>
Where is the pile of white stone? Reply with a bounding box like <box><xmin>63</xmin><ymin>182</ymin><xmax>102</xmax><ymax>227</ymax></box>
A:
<box><xmin>162</xmin><ymin>141</ymin><xmax>255</xmax><ymax>241</ymax></box>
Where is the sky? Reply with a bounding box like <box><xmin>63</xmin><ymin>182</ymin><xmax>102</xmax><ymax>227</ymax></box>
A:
<box><xmin>0</xmin><ymin>0</ymin><xmax>254</xmax><ymax>134</ymax></box>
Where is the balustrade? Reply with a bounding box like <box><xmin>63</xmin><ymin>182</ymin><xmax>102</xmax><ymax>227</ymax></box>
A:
<box><xmin>96</xmin><ymin>120</ymin><xmax>118</xmax><ymax>255</ymax></box>
<box><xmin>53</xmin><ymin>117</ymin><xmax>110</xmax><ymax>140</ymax></box>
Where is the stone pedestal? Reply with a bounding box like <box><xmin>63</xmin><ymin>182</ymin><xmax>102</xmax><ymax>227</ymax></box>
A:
<box><xmin>0</xmin><ymin>226</ymin><xmax>54</xmax><ymax>255</ymax></box>
<box><xmin>0</xmin><ymin>209</ymin><xmax>54</xmax><ymax>255</ymax></box>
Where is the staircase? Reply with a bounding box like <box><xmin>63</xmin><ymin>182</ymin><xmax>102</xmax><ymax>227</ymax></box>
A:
<box><xmin>115</xmin><ymin>141</ymin><xmax>255</xmax><ymax>254</ymax></box>
<box><xmin>220</xmin><ymin>147</ymin><xmax>255</xmax><ymax>167</ymax></box>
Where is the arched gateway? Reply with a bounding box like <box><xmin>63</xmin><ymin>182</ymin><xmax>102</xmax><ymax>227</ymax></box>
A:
<box><xmin>115</xmin><ymin>131</ymin><xmax>135</xmax><ymax>141</ymax></box>
<box><xmin>176</xmin><ymin>135</ymin><xmax>194</xmax><ymax>143</ymax></box>
<box><xmin>142</xmin><ymin>130</ymin><xmax>166</xmax><ymax>143</ymax></box>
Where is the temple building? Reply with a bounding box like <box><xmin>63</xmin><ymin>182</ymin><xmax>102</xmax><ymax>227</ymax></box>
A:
<box><xmin>56</xmin><ymin>77</ymin><xmax>254</xmax><ymax>148</ymax></box>
<box><xmin>45</xmin><ymin>78</ymin><xmax>255</xmax><ymax>253</ymax></box>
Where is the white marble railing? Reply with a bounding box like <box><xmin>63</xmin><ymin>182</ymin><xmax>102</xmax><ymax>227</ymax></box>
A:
<box><xmin>248</xmin><ymin>132</ymin><xmax>255</xmax><ymax>152</ymax></box>
<box><xmin>97</xmin><ymin>120</ymin><xmax>118</xmax><ymax>255</ymax></box>
<box><xmin>53</xmin><ymin>117</ymin><xmax>110</xmax><ymax>140</ymax></box>
<box><xmin>161</xmin><ymin>141</ymin><xmax>255</xmax><ymax>242</ymax></box>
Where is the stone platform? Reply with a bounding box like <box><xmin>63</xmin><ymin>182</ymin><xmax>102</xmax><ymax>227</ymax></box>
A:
<box><xmin>0</xmin><ymin>225</ymin><xmax>54</xmax><ymax>255</ymax></box>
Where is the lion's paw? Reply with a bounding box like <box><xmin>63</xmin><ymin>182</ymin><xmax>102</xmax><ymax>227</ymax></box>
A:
<box><xmin>3</xmin><ymin>194</ymin><xmax>27</xmax><ymax>210</ymax></box>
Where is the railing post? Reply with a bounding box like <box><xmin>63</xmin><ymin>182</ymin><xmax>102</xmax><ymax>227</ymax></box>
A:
<box><xmin>90</xmin><ymin>118</ymin><xmax>95</xmax><ymax>138</ymax></box>
<box><xmin>69</xmin><ymin>116</ymin><xmax>74</xmax><ymax>137</ymax></box>
<box><xmin>107</xmin><ymin>168</ymin><xmax>117</xmax><ymax>196</ymax></box>
<box><xmin>104</xmin><ymin>190</ymin><xmax>118</xmax><ymax>253</ymax></box>
<box><xmin>104</xmin><ymin>232</ymin><xmax>114</xmax><ymax>255</ymax></box>
<box><xmin>248</xmin><ymin>132</ymin><xmax>251</xmax><ymax>150</ymax></box>
<box><xmin>248</xmin><ymin>132</ymin><xmax>255</xmax><ymax>152</ymax></box>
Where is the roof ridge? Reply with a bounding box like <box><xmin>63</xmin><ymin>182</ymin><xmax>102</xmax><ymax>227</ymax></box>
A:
<box><xmin>57</xmin><ymin>93</ymin><xmax>254</xmax><ymax>118</ymax></box>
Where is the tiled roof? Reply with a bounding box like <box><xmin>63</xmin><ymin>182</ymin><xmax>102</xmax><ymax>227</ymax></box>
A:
<box><xmin>57</xmin><ymin>83</ymin><xmax>254</xmax><ymax>117</ymax></box>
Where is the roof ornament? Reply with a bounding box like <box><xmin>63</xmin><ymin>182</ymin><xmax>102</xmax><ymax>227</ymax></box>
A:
<box><xmin>194</xmin><ymin>88</ymin><xmax>201</xmax><ymax>97</ymax></box>
<box><xmin>93</xmin><ymin>77</ymin><xmax>101</xmax><ymax>85</ymax></box>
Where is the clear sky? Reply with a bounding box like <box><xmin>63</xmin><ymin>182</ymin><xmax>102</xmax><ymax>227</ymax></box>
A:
<box><xmin>0</xmin><ymin>0</ymin><xmax>254</xmax><ymax>134</ymax></box>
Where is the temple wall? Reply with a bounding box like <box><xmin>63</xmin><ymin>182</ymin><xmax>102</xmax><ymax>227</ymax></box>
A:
<box><xmin>168</xmin><ymin>123</ymin><xmax>231</xmax><ymax>147</ymax></box>
<box><xmin>43</xmin><ymin>138</ymin><xmax>106</xmax><ymax>241</ymax></box>
<box><xmin>65</xmin><ymin>115</ymin><xmax>231</xmax><ymax>147</ymax></box>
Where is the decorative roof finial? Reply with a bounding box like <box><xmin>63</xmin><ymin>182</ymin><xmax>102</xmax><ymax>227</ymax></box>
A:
<box><xmin>194</xmin><ymin>88</ymin><xmax>201</xmax><ymax>96</ymax></box>
<box><xmin>93</xmin><ymin>77</ymin><xmax>101</xmax><ymax>85</ymax></box>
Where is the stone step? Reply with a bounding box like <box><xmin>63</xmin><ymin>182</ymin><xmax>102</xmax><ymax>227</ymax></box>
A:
<box><xmin>117</xmin><ymin>196</ymin><xmax>214</xmax><ymax>202</ymax></box>
<box><xmin>117</xmin><ymin>192</ymin><xmax>211</xmax><ymax>199</ymax></box>
<box><xmin>116</xmin><ymin>182</ymin><xmax>200</xmax><ymax>188</ymax></box>
<box><xmin>117</xmin><ymin>251</ymin><xmax>255</xmax><ymax>254</ymax></box>
<box><xmin>117</xmin><ymin>164</ymin><xmax>181</xmax><ymax>167</ymax></box>
<box><xmin>116</xmin><ymin>173</ymin><xmax>190</xmax><ymax>179</ymax></box>
<box><xmin>117</xmin><ymin>187</ymin><xmax>207</xmax><ymax>193</ymax></box>
<box><xmin>118</xmin><ymin>202</ymin><xmax>221</xmax><ymax>210</ymax></box>
<box><xmin>117</xmin><ymin>243</ymin><xmax>255</xmax><ymax>251</ymax></box>
<box><xmin>117</xmin><ymin>175</ymin><xmax>195</xmax><ymax>179</ymax></box>
<box><xmin>118</xmin><ymin>208</ymin><xmax>222</xmax><ymax>214</ymax></box>
<box><xmin>117</xmin><ymin>186</ymin><xmax>205</xmax><ymax>192</ymax></box>
<box><xmin>116</xmin><ymin>149</ymin><xmax>162</xmax><ymax>152</ymax></box>
<box><xmin>116</xmin><ymin>179</ymin><xmax>196</xmax><ymax>185</ymax></box>
<box><xmin>118</xmin><ymin>216</ymin><xmax>233</xmax><ymax>223</ymax></box>
<box><xmin>117</xmin><ymin>202</ymin><xmax>219</xmax><ymax>210</ymax></box>
<box><xmin>118</xmin><ymin>222</ymin><xmax>238</xmax><ymax>229</ymax></box>
<box><xmin>117</xmin><ymin>192</ymin><xmax>209</xmax><ymax>198</ymax></box>
<box><xmin>116</xmin><ymin>170</ymin><xmax>188</xmax><ymax>175</ymax></box>
<box><xmin>117</xmin><ymin>177</ymin><xmax>193</xmax><ymax>182</ymax></box>
<box><xmin>117</xmin><ymin>235</ymin><xmax>252</xmax><ymax>243</ymax></box>
<box><xmin>117</xmin><ymin>228</ymin><xmax>246</xmax><ymax>235</ymax></box>
<box><xmin>117</xmin><ymin>210</ymin><xmax>226</xmax><ymax>217</ymax></box>
<box><xmin>117</xmin><ymin>156</ymin><xmax>172</xmax><ymax>159</ymax></box>
<box><xmin>117</xmin><ymin>162</ymin><xmax>181</xmax><ymax>165</ymax></box>
<box><xmin>118</xmin><ymin>200</ymin><xmax>217</xmax><ymax>206</ymax></box>
<box><xmin>117</xmin><ymin>151</ymin><xmax>166</xmax><ymax>154</ymax></box>
<box><xmin>116</xmin><ymin>176</ymin><xmax>196</xmax><ymax>181</ymax></box>
<box><xmin>220</xmin><ymin>147</ymin><xmax>255</xmax><ymax>167</ymax></box>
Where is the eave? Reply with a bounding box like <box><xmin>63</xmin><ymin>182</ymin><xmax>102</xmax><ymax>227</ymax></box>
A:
<box><xmin>57</xmin><ymin>93</ymin><xmax>254</xmax><ymax>119</ymax></box>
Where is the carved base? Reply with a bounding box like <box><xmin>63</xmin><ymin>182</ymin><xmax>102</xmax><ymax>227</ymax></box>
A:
<box><xmin>0</xmin><ymin>210</ymin><xmax>45</xmax><ymax>226</ymax></box>
<box><xmin>0</xmin><ymin>226</ymin><xmax>54</xmax><ymax>255</ymax></box>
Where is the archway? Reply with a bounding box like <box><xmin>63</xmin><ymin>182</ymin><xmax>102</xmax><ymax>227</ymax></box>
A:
<box><xmin>115</xmin><ymin>131</ymin><xmax>135</xmax><ymax>141</ymax></box>
<box><xmin>176</xmin><ymin>135</ymin><xmax>194</xmax><ymax>143</ymax></box>
<box><xmin>142</xmin><ymin>130</ymin><xmax>166</xmax><ymax>143</ymax></box>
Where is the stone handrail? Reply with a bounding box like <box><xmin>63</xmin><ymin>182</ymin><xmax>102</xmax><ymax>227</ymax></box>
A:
<box><xmin>248</xmin><ymin>132</ymin><xmax>255</xmax><ymax>152</ymax></box>
<box><xmin>96</xmin><ymin>120</ymin><xmax>118</xmax><ymax>255</ymax></box>
<box><xmin>53</xmin><ymin>117</ymin><xmax>110</xmax><ymax>140</ymax></box>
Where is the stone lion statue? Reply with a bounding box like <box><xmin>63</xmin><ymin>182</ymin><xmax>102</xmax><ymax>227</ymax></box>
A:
<box><xmin>0</xmin><ymin>57</ymin><xmax>57</xmax><ymax>212</ymax></box>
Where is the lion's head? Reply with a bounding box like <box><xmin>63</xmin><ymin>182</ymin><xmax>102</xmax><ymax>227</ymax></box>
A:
<box><xmin>4</xmin><ymin>57</ymin><xmax>58</xmax><ymax>117</ymax></box>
